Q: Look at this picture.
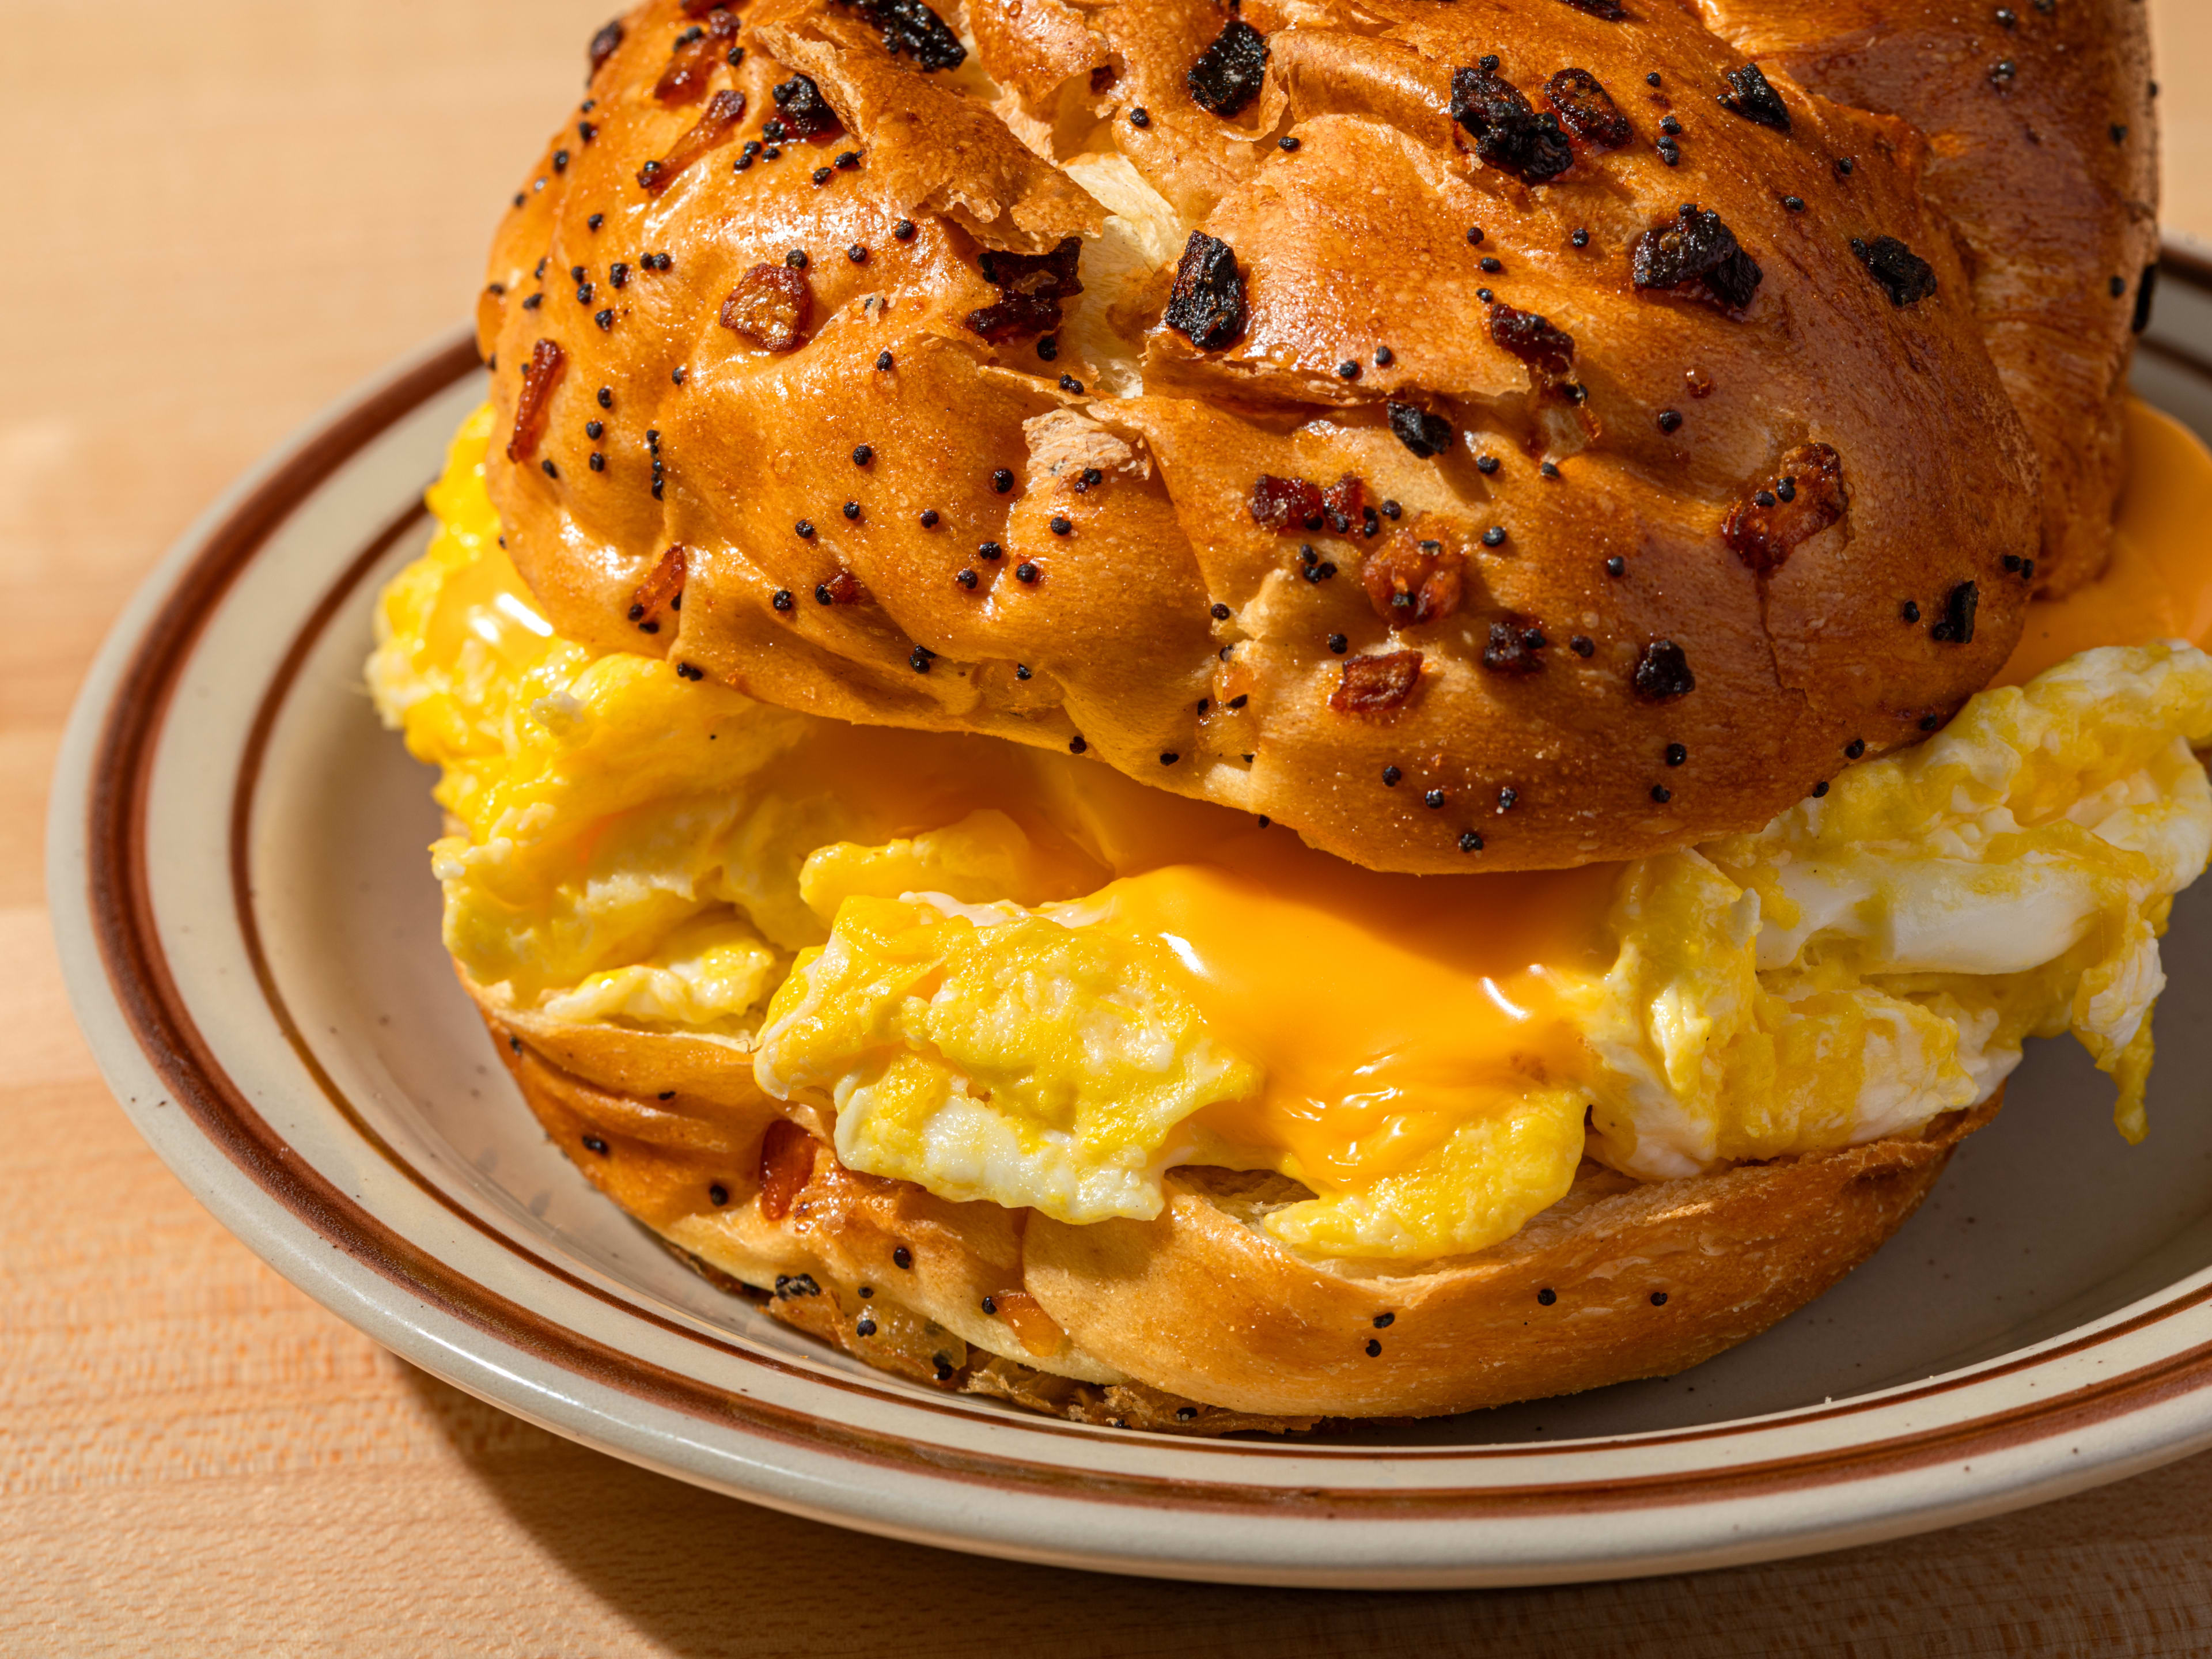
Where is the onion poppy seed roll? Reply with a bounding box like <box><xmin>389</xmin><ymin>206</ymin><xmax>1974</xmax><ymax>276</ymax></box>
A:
<box><xmin>477</xmin><ymin>0</ymin><xmax>2149</xmax><ymax>873</ymax></box>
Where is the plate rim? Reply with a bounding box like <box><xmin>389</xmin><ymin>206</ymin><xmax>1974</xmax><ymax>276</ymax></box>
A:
<box><xmin>47</xmin><ymin>249</ymin><xmax>2212</xmax><ymax>1588</ymax></box>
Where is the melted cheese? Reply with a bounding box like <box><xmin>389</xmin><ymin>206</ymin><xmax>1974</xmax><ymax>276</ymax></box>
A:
<box><xmin>373</xmin><ymin>402</ymin><xmax>2212</xmax><ymax>1263</ymax></box>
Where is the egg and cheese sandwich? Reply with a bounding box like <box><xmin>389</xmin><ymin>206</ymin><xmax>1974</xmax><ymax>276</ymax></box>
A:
<box><xmin>376</xmin><ymin>0</ymin><xmax>2192</xmax><ymax>1425</ymax></box>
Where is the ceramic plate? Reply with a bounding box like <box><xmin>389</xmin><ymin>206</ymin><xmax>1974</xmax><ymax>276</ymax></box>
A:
<box><xmin>48</xmin><ymin>249</ymin><xmax>2212</xmax><ymax>1591</ymax></box>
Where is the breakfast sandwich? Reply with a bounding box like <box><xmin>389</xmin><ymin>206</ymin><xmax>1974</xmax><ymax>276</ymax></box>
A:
<box><xmin>370</xmin><ymin>0</ymin><xmax>2206</xmax><ymax>1430</ymax></box>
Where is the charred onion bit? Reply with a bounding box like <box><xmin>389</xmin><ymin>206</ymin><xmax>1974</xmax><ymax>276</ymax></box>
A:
<box><xmin>1723</xmin><ymin>442</ymin><xmax>1845</xmax><ymax>575</ymax></box>
<box><xmin>1851</xmin><ymin>236</ymin><xmax>1940</xmax><ymax>307</ymax></box>
<box><xmin>965</xmin><ymin>237</ymin><xmax>1085</xmax><ymax>342</ymax></box>
<box><xmin>1546</xmin><ymin>68</ymin><xmax>1631</xmax><ymax>150</ymax></box>
<box><xmin>657</xmin><ymin>10</ymin><xmax>739</xmax><ymax>105</ymax></box>
<box><xmin>589</xmin><ymin>17</ymin><xmax>626</xmax><ymax>77</ymax></box>
<box><xmin>1717</xmin><ymin>63</ymin><xmax>1791</xmax><ymax>132</ymax></box>
<box><xmin>638</xmin><ymin>88</ymin><xmax>747</xmax><ymax>194</ymax></box>
<box><xmin>1363</xmin><ymin>532</ymin><xmax>1465</xmax><ymax>626</ymax></box>
<box><xmin>721</xmin><ymin>264</ymin><xmax>812</xmax><ymax>349</ymax></box>
<box><xmin>1451</xmin><ymin>67</ymin><xmax>1575</xmax><ymax>184</ymax></box>
<box><xmin>982</xmin><ymin>240</ymin><xmax>1085</xmax><ymax>302</ymax></box>
<box><xmin>628</xmin><ymin>544</ymin><xmax>690</xmax><ymax>630</ymax></box>
<box><xmin>1164</xmin><ymin>232</ymin><xmax>1247</xmax><ymax>350</ymax></box>
<box><xmin>1331</xmin><ymin>649</ymin><xmax>1425</xmax><ymax>713</ymax></box>
<box><xmin>1482</xmin><ymin>616</ymin><xmax>1547</xmax><ymax>675</ymax></box>
<box><xmin>1388</xmin><ymin>402</ymin><xmax>1455</xmax><ymax>459</ymax></box>
<box><xmin>817</xmin><ymin>569</ymin><xmax>869</xmax><ymax>605</ymax></box>
<box><xmin>507</xmin><ymin>339</ymin><xmax>568</xmax><ymax>464</ymax></box>
<box><xmin>1633</xmin><ymin>639</ymin><xmax>1696</xmax><ymax>700</ymax></box>
<box><xmin>772</xmin><ymin>73</ymin><xmax>843</xmax><ymax>138</ymax></box>
<box><xmin>1251</xmin><ymin>474</ymin><xmax>1325</xmax><ymax>531</ymax></box>
<box><xmin>1632</xmin><ymin>204</ymin><xmax>1763</xmax><ymax>313</ymax></box>
<box><xmin>1930</xmin><ymin>581</ymin><xmax>1979</xmax><ymax>643</ymax></box>
<box><xmin>1321</xmin><ymin>474</ymin><xmax>1365</xmax><ymax>531</ymax></box>
<box><xmin>1187</xmin><ymin>19</ymin><xmax>1269</xmax><ymax>118</ymax></box>
<box><xmin>1488</xmin><ymin>302</ymin><xmax>1575</xmax><ymax>379</ymax></box>
<box><xmin>1559</xmin><ymin>0</ymin><xmax>1627</xmax><ymax>17</ymax></box>
<box><xmin>835</xmin><ymin>0</ymin><xmax>966</xmax><ymax>70</ymax></box>
<box><xmin>757</xmin><ymin>1120</ymin><xmax>816</xmax><ymax>1221</ymax></box>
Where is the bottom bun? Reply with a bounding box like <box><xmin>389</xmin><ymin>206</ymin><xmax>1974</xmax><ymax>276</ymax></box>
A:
<box><xmin>478</xmin><ymin>996</ymin><xmax>1995</xmax><ymax>1433</ymax></box>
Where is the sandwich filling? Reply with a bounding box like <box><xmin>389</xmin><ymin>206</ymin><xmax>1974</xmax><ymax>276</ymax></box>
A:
<box><xmin>371</xmin><ymin>402</ymin><xmax>2212</xmax><ymax>1264</ymax></box>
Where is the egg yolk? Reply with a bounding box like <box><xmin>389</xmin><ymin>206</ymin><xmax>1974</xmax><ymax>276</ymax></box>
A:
<box><xmin>371</xmin><ymin>402</ymin><xmax>2212</xmax><ymax>1263</ymax></box>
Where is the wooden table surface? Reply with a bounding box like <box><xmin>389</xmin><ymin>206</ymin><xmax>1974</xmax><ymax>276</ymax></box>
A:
<box><xmin>10</xmin><ymin>4</ymin><xmax>2212</xmax><ymax>1652</ymax></box>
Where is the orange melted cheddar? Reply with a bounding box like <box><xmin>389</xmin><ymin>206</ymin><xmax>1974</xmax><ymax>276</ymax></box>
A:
<box><xmin>1101</xmin><ymin>860</ymin><xmax>1609</xmax><ymax>1191</ymax></box>
<box><xmin>771</xmin><ymin>716</ymin><xmax>1619</xmax><ymax>1194</ymax></box>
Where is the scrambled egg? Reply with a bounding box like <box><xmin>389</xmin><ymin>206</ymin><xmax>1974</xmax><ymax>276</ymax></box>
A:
<box><xmin>1583</xmin><ymin>643</ymin><xmax>2212</xmax><ymax>1177</ymax></box>
<box><xmin>757</xmin><ymin>892</ymin><xmax>1260</xmax><ymax>1221</ymax></box>
<box><xmin>373</xmin><ymin>410</ymin><xmax>2212</xmax><ymax>1263</ymax></box>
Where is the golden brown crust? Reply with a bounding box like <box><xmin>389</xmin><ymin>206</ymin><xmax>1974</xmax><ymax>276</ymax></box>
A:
<box><xmin>1025</xmin><ymin>1108</ymin><xmax>1988</xmax><ymax>1418</ymax></box>
<box><xmin>469</xmin><ymin>0</ymin><xmax>2113</xmax><ymax>873</ymax></box>
<box><xmin>474</xmin><ymin>986</ymin><xmax>1996</xmax><ymax>1429</ymax></box>
<box><xmin>1696</xmin><ymin>0</ymin><xmax>2160</xmax><ymax>596</ymax></box>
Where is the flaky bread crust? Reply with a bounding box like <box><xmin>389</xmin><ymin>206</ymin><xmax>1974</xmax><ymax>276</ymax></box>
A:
<box><xmin>468</xmin><ymin>0</ymin><xmax>2100</xmax><ymax>874</ymax></box>
<box><xmin>473</xmin><ymin>980</ymin><xmax>1995</xmax><ymax>1429</ymax></box>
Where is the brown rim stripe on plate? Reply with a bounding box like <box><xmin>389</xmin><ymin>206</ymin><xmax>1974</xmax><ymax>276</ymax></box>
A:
<box><xmin>2160</xmin><ymin>242</ymin><xmax>2212</xmax><ymax>296</ymax></box>
<box><xmin>2143</xmin><ymin>246</ymin><xmax>2212</xmax><ymax>378</ymax></box>
<box><xmin>80</xmin><ymin>256</ymin><xmax>2212</xmax><ymax>1517</ymax></box>
<box><xmin>2141</xmin><ymin>334</ymin><xmax>2212</xmax><ymax>387</ymax></box>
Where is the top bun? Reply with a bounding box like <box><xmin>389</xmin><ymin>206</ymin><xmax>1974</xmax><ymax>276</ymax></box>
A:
<box><xmin>477</xmin><ymin>0</ymin><xmax>2149</xmax><ymax>873</ymax></box>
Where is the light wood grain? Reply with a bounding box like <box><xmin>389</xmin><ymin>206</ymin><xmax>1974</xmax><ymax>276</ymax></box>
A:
<box><xmin>2160</xmin><ymin>2</ymin><xmax>2212</xmax><ymax>250</ymax></box>
<box><xmin>7</xmin><ymin>4</ymin><xmax>2212</xmax><ymax>1653</ymax></box>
